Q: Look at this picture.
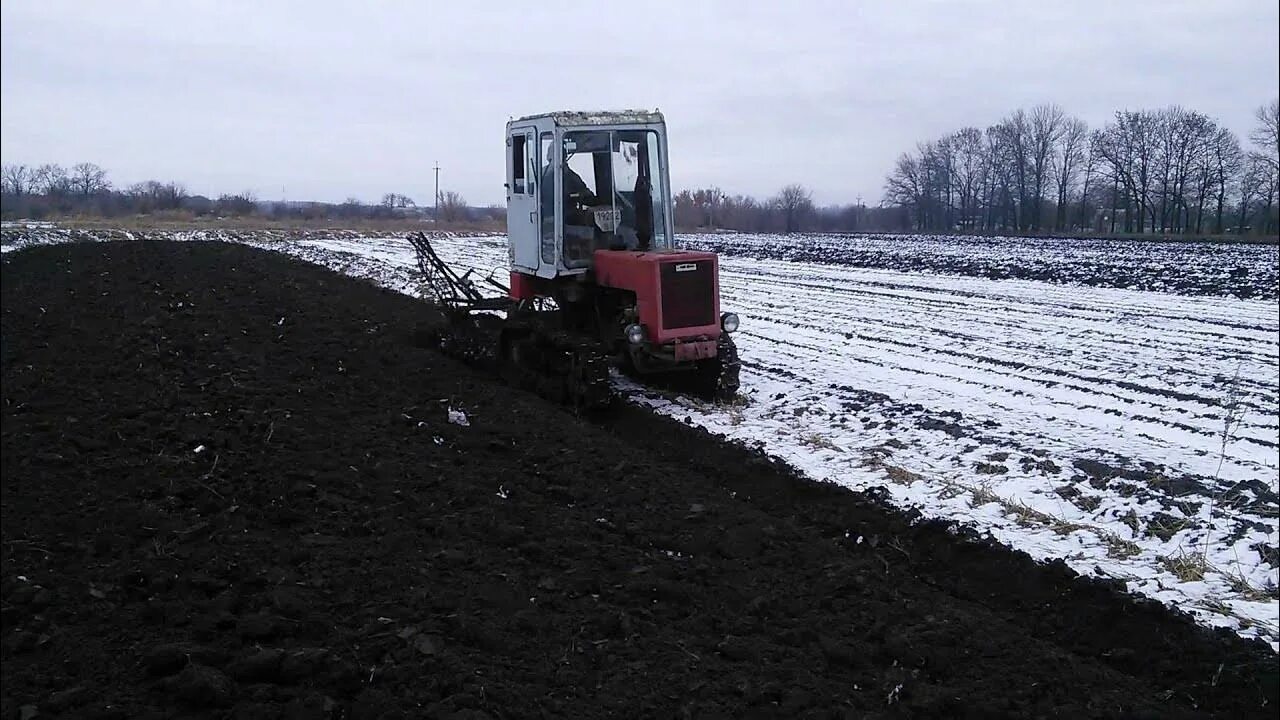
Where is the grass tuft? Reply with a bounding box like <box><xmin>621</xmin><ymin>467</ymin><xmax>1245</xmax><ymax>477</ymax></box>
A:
<box><xmin>1161</xmin><ymin>550</ymin><xmax>1209</xmax><ymax>582</ymax></box>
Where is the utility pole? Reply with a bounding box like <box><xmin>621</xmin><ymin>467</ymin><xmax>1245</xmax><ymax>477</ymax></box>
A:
<box><xmin>434</xmin><ymin>162</ymin><xmax>440</xmax><ymax>222</ymax></box>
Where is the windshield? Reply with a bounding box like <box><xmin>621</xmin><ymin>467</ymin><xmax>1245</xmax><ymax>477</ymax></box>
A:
<box><xmin>557</xmin><ymin>129</ymin><xmax>669</xmax><ymax>268</ymax></box>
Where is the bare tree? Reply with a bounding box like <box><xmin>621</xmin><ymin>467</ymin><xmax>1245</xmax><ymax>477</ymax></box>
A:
<box><xmin>1075</xmin><ymin>142</ymin><xmax>1099</xmax><ymax>231</ymax></box>
<box><xmin>1180</xmin><ymin>114</ymin><xmax>1224</xmax><ymax>234</ymax></box>
<box><xmin>1261</xmin><ymin>162</ymin><xmax>1279</xmax><ymax>234</ymax></box>
<box><xmin>161</xmin><ymin>181</ymin><xmax>188</xmax><ymax>209</ymax></box>
<box><xmin>722</xmin><ymin>194</ymin><xmax>766</xmax><ymax>232</ymax></box>
<box><xmin>128</xmin><ymin>180</ymin><xmax>188</xmax><ymax>211</ymax></box>
<box><xmin>1209</xmin><ymin>128</ymin><xmax>1243</xmax><ymax>233</ymax></box>
<box><xmin>772</xmin><ymin>184</ymin><xmax>813</xmax><ymax>233</ymax></box>
<box><xmin>885</xmin><ymin>140</ymin><xmax>961</xmax><ymax>232</ymax></box>
<box><xmin>1050</xmin><ymin>116</ymin><xmax>1088</xmax><ymax>231</ymax></box>
<box><xmin>673</xmin><ymin>187</ymin><xmax>731</xmax><ymax>229</ymax></box>
<box><xmin>2</xmin><ymin>164</ymin><xmax>32</xmax><ymax>197</ymax></box>
<box><xmin>1236</xmin><ymin>157</ymin><xmax>1265</xmax><ymax>232</ymax></box>
<box><xmin>1151</xmin><ymin>107</ymin><xmax>1206</xmax><ymax>232</ymax></box>
<box><xmin>216</xmin><ymin>191</ymin><xmax>258</xmax><ymax>216</ymax></box>
<box><xmin>70</xmin><ymin>162</ymin><xmax>109</xmax><ymax>197</ymax></box>
<box><xmin>983</xmin><ymin>125</ymin><xmax>1017</xmax><ymax>231</ymax></box>
<box><xmin>995</xmin><ymin>110</ymin><xmax>1032</xmax><ymax>230</ymax></box>
<box><xmin>1247</xmin><ymin>100</ymin><xmax>1279</xmax><ymax>233</ymax></box>
<box><xmin>1251</xmin><ymin>99</ymin><xmax>1279</xmax><ymax>173</ymax></box>
<box><xmin>1245</xmin><ymin>155</ymin><xmax>1279</xmax><ymax>235</ymax></box>
<box><xmin>1028</xmin><ymin>104</ymin><xmax>1066</xmax><ymax>230</ymax></box>
<box><xmin>948</xmin><ymin>128</ymin><xmax>985</xmax><ymax>231</ymax></box>
<box><xmin>381</xmin><ymin>192</ymin><xmax>415</xmax><ymax>209</ymax></box>
<box><xmin>884</xmin><ymin>152</ymin><xmax>924</xmax><ymax>229</ymax></box>
<box><xmin>439</xmin><ymin>191</ymin><xmax>468</xmax><ymax>222</ymax></box>
<box><xmin>685</xmin><ymin>186</ymin><xmax>726</xmax><ymax>228</ymax></box>
<box><xmin>33</xmin><ymin>164</ymin><xmax>71</xmax><ymax>196</ymax></box>
<box><xmin>924</xmin><ymin>139</ymin><xmax>956</xmax><ymax>229</ymax></box>
<box><xmin>1129</xmin><ymin>111</ymin><xmax>1160</xmax><ymax>234</ymax></box>
<box><xmin>1093</xmin><ymin>110</ymin><xmax>1160</xmax><ymax>233</ymax></box>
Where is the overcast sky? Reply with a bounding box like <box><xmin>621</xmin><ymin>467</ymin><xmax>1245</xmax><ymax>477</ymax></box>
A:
<box><xmin>2</xmin><ymin>0</ymin><xmax>1277</xmax><ymax>207</ymax></box>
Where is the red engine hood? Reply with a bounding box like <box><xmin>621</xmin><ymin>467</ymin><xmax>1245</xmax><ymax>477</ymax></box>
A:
<box><xmin>593</xmin><ymin>249</ymin><xmax>721</xmax><ymax>344</ymax></box>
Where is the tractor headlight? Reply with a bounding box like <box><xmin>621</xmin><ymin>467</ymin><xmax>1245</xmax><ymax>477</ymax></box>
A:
<box><xmin>721</xmin><ymin>312</ymin><xmax>740</xmax><ymax>333</ymax></box>
<box><xmin>625</xmin><ymin>324</ymin><xmax>645</xmax><ymax>344</ymax></box>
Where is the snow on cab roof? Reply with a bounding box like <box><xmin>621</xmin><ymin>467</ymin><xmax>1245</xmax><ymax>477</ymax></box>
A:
<box><xmin>512</xmin><ymin>109</ymin><xmax>665</xmax><ymax>126</ymax></box>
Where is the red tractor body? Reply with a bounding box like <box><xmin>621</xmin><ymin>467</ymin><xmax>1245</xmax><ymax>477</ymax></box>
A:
<box><xmin>509</xmin><ymin>247</ymin><xmax>727</xmax><ymax>373</ymax></box>
<box><xmin>591</xmin><ymin>249</ymin><xmax>721</xmax><ymax>346</ymax></box>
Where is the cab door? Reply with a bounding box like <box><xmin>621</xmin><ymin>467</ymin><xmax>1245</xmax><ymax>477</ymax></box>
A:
<box><xmin>507</xmin><ymin>126</ymin><xmax>540</xmax><ymax>272</ymax></box>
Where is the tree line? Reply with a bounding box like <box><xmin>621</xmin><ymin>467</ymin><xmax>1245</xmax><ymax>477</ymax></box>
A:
<box><xmin>0</xmin><ymin>159</ymin><xmax>872</xmax><ymax>233</ymax></box>
<box><xmin>0</xmin><ymin>162</ymin><xmax>491</xmax><ymax>223</ymax></box>
<box><xmin>883</xmin><ymin>100</ymin><xmax>1279</xmax><ymax>236</ymax></box>
<box><xmin>672</xmin><ymin>184</ymin><xmax>908</xmax><ymax>234</ymax></box>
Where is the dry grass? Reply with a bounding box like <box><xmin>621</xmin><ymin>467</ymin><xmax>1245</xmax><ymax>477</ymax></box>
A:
<box><xmin>1146</xmin><ymin>514</ymin><xmax>1194</xmax><ymax>542</ymax></box>
<box><xmin>1101</xmin><ymin>534</ymin><xmax>1142</xmax><ymax>559</ymax></box>
<box><xmin>838</xmin><ymin>426</ymin><xmax>1265</xmax><ymax>633</ymax></box>
<box><xmin>1117</xmin><ymin>509</ymin><xmax>1141</xmax><ymax>536</ymax></box>
<box><xmin>1001</xmin><ymin>497</ymin><xmax>1045</xmax><ymax>526</ymax></box>
<box><xmin>968</xmin><ymin>484</ymin><xmax>1001</xmax><ymax>508</ymax></box>
<box><xmin>883</xmin><ymin>464</ymin><xmax>923</xmax><ymax>485</ymax></box>
<box><xmin>856</xmin><ymin>448</ymin><xmax>1209</xmax><ymax>568</ymax></box>
<box><xmin>909</xmin><ymin>473</ymin><xmax>1143</xmax><ymax>558</ymax></box>
<box><xmin>1161</xmin><ymin>550</ymin><xmax>1209</xmax><ymax>582</ymax></box>
<box><xmin>687</xmin><ymin>392</ymin><xmax>753</xmax><ymax>425</ymax></box>
<box><xmin>799</xmin><ymin>432</ymin><xmax>842</xmax><ymax>451</ymax></box>
<box><xmin>1221</xmin><ymin>564</ymin><xmax>1280</xmax><ymax>603</ymax></box>
<box><xmin>1046</xmin><ymin>520</ymin><xmax>1086</xmax><ymax>538</ymax></box>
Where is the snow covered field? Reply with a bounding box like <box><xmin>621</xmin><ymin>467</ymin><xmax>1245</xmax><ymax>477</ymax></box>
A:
<box><xmin>3</xmin><ymin>227</ymin><xmax>1278</xmax><ymax>647</ymax></box>
<box><xmin>686</xmin><ymin>231</ymin><xmax>1278</xmax><ymax>299</ymax></box>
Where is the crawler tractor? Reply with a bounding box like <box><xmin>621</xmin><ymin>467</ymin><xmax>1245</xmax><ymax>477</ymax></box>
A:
<box><xmin>410</xmin><ymin>109</ymin><xmax>739</xmax><ymax>408</ymax></box>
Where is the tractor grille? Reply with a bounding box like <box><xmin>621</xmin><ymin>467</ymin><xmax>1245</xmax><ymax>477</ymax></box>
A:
<box><xmin>659</xmin><ymin>260</ymin><xmax>715</xmax><ymax>330</ymax></box>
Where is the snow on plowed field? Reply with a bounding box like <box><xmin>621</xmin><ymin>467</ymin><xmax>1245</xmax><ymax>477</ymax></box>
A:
<box><xmin>685</xmin><ymin>232</ymin><xmax>1279</xmax><ymax>299</ymax></box>
<box><xmin>3</xmin><ymin>227</ymin><xmax>1278</xmax><ymax>646</ymax></box>
<box><xmin>671</xmin><ymin>256</ymin><xmax>1278</xmax><ymax>642</ymax></box>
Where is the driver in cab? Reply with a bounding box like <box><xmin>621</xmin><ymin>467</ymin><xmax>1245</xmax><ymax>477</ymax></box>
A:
<box><xmin>541</xmin><ymin>156</ymin><xmax>597</xmax><ymax>227</ymax></box>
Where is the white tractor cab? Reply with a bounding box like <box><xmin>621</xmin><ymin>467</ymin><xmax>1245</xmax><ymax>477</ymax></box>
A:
<box><xmin>505</xmin><ymin>110</ymin><xmax>676</xmax><ymax>279</ymax></box>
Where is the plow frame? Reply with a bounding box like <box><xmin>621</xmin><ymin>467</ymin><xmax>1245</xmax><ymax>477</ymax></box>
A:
<box><xmin>407</xmin><ymin>232</ymin><xmax>512</xmax><ymax>312</ymax></box>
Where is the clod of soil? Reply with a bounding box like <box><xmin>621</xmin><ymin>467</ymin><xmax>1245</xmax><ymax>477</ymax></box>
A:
<box><xmin>2</xmin><ymin>241</ymin><xmax>1276</xmax><ymax>719</ymax></box>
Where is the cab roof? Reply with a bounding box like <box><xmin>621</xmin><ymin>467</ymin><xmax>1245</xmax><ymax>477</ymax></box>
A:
<box><xmin>511</xmin><ymin>109</ymin><xmax>665</xmax><ymax>127</ymax></box>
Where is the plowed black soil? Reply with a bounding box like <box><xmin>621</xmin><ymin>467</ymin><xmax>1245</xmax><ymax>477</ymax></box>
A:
<box><xmin>2</xmin><ymin>241</ymin><xmax>1275</xmax><ymax>720</ymax></box>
